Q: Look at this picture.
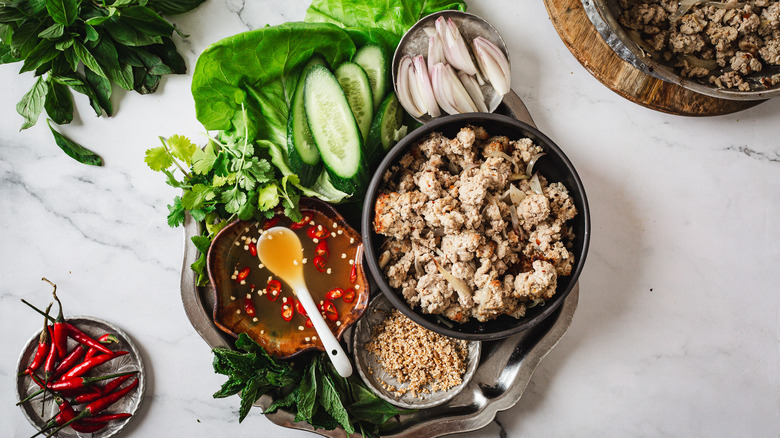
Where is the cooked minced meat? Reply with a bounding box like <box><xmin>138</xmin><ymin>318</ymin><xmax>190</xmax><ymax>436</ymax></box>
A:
<box><xmin>618</xmin><ymin>0</ymin><xmax>780</xmax><ymax>91</ymax></box>
<box><xmin>373</xmin><ymin>126</ymin><xmax>577</xmax><ymax>323</ymax></box>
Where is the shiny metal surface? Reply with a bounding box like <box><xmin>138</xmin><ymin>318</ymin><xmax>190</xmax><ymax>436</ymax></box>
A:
<box><xmin>392</xmin><ymin>10</ymin><xmax>510</xmax><ymax>123</ymax></box>
<box><xmin>352</xmin><ymin>294</ymin><xmax>481</xmax><ymax>409</ymax></box>
<box><xmin>583</xmin><ymin>0</ymin><xmax>780</xmax><ymax>100</ymax></box>
<box><xmin>16</xmin><ymin>316</ymin><xmax>145</xmax><ymax>438</ymax></box>
<box><xmin>179</xmin><ymin>91</ymin><xmax>578</xmax><ymax>436</ymax></box>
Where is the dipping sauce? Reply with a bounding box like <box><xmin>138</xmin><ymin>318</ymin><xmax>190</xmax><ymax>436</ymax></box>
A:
<box><xmin>211</xmin><ymin>208</ymin><xmax>367</xmax><ymax>357</ymax></box>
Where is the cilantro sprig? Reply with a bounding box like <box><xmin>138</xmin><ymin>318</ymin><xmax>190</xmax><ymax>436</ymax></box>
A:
<box><xmin>213</xmin><ymin>334</ymin><xmax>406</xmax><ymax>437</ymax></box>
<box><xmin>145</xmin><ymin>117</ymin><xmax>303</xmax><ymax>285</ymax></box>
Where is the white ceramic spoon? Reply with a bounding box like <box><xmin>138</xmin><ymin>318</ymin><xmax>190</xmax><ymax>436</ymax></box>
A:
<box><xmin>256</xmin><ymin>227</ymin><xmax>353</xmax><ymax>377</ymax></box>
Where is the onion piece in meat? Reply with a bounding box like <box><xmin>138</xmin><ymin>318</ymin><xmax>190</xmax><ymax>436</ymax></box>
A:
<box><xmin>681</xmin><ymin>54</ymin><xmax>718</xmax><ymax>70</ymax></box>
<box><xmin>669</xmin><ymin>0</ymin><xmax>706</xmax><ymax>22</ymax></box>
<box><xmin>414</xmin><ymin>255</ymin><xmax>424</xmax><ymax>276</ymax></box>
<box><xmin>529</xmin><ymin>173</ymin><xmax>543</xmax><ymax>195</ymax></box>
<box><xmin>434</xmin><ymin>260</ymin><xmax>472</xmax><ymax>299</ymax></box>
<box><xmin>509</xmin><ymin>173</ymin><xmax>530</xmax><ymax>181</ymax></box>
<box><xmin>505</xmin><ymin>184</ymin><xmax>526</xmax><ymax>206</ymax></box>
<box><xmin>526</xmin><ymin>152</ymin><xmax>547</xmax><ymax>176</ymax></box>
<box><xmin>508</xmin><ymin>205</ymin><xmax>520</xmax><ymax>231</ymax></box>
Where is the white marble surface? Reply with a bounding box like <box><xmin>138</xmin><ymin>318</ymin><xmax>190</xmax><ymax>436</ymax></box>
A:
<box><xmin>2</xmin><ymin>0</ymin><xmax>779</xmax><ymax>437</ymax></box>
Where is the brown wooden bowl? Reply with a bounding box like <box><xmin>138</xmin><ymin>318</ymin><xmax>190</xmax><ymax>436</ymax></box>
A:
<box><xmin>207</xmin><ymin>197</ymin><xmax>370</xmax><ymax>358</ymax></box>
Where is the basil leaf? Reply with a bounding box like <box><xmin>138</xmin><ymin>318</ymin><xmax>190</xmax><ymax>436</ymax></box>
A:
<box><xmin>104</xmin><ymin>16</ymin><xmax>162</xmax><ymax>46</ymax></box>
<box><xmin>19</xmin><ymin>39</ymin><xmax>57</xmax><ymax>72</ymax></box>
<box><xmin>84</xmin><ymin>23</ymin><xmax>98</xmax><ymax>42</ymax></box>
<box><xmin>10</xmin><ymin>20</ymin><xmax>43</xmax><ymax>58</ymax></box>
<box><xmin>16</xmin><ymin>76</ymin><xmax>47</xmax><ymax>130</ymax></box>
<box><xmin>73</xmin><ymin>40</ymin><xmax>106</xmax><ymax>77</ymax></box>
<box><xmin>44</xmin><ymin>78</ymin><xmax>73</xmax><ymax>124</ymax></box>
<box><xmin>0</xmin><ymin>6</ymin><xmax>26</xmax><ymax>24</ymax></box>
<box><xmin>37</xmin><ymin>23</ymin><xmax>63</xmax><ymax>39</ymax></box>
<box><xmin>147</xmin><ymin>35</ymin><xmax>184</xmax><ymax>73</ymax></box>
<box><xmin>146</xmin><ymin>0</ymin><xmax>205</xmax><ymax>15</ymax></box>
<box><xmin>119</xmin><ymin>6</ymin><xmax>174</xmax><ymax>36</ymax></box>
<box><xmin>47</xmin><ymin>119</ymin><xmax>103</xmax><ymax>166</ymax></box>
<box><xmin>45</xmin><ymin>0</ymin><xmax>79</xmax><ymax>26</ymax></box>
<box><xmin>54</xmin><ymin>37</ymin><xmax>73</xmax><ymax>50</ymax></box>
<box><xmin>128</xmin><ymin>46</ymin><xmax>173</xmax><ymax>75</ymax></box>
<box><xmin>0</xmin><ymin>42</ymin><xmax>21</xmax><ymax>64</ymax></box>
<box><xmin>52</xmin><ymin>73</ymin><xmax>102</xmax><ymax>116</ymax></box>
<box><xmin>84</xmin><ymin>67</ymin><xmax>112</xmax><ymax>115</ymax></box>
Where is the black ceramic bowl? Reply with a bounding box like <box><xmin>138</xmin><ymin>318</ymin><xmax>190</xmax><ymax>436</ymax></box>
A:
<box><xmin>361</xmin><ymin>113</ymin><xmax>590</xmax><ymax>341</ymax></box>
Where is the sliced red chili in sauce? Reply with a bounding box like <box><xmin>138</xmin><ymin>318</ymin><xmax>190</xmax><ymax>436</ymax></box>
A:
<box><xmin>349</xmin><ymin>263</ymin><xmax>357</xmax><ymax>284</ymax></box>
<box><xmin>236</xmin><ymin>267</ymin><xmax>250</xmax><ymax>282</ymax></box>
<box><xmin>314</xmin><ymin>240</ymin><xmax>329</xmax><ymax>258</ymax></box>
<box><xmin>261</xmin><ymin>217</ymin><xmax>280</xmax><ymax>230</ymax></box>
<box><xmin>244</xmin><ymin>298</ymin><xmax>256</xmax><ymax>317</ymax></box>
<box><xmin>281</xmin><ymin>306</ymin><xmax>293</xmax><ymax>321</ymax></box>
<box><xmin>307</xmin><ymin>225</ymin><xmax>329</xmax><ymax>239</ymax></box>
<box><xmin>343</xmin><ymin>289</ymin><xmax>355</xmax><ymax>303</ymax></box>
<box><xmin>290</xmin><ymin>213</ymin><xmax>312</xmax><ymax>230</ymax></box>
<box><xmin>294</xmin><ymin>299</ymin><xmax>307</xmax><ymax>316</ymax></box>
<box><xmin>313</xmin><ymin>256</ymin><xmax>327</xmax><ymax>273</ymax></box>
<box><xmin>266</xmin><ymin>280</ymin><xmax>281</xmax><ymax>301</ymax></box>
<box><xmin>325</xmin><ymin>288</ymin><xmax>343</xmax><ymax>300</ymax></box>
<box><xmin>321</xmin><ymin>300</ymin><xmax>338</xmax><ymax>321</ymax></box>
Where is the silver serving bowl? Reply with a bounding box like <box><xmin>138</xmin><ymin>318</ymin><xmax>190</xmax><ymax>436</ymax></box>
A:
<box><xmin>583</xmin><ymin>0</ymin><xmax>780</xmax><ymax>100</ymax></box>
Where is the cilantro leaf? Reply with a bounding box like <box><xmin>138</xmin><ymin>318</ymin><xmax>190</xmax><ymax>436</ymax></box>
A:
<box><xmin>257</xmin><ymin>183</ymin><xmax>280</xmax><ymax>211</ymax></box>
<box><xmin>167</xmin><ymin>134</ymin><xmax>197</xmax><ymax>166</ymax></box>
<box><xmin>181</xmin><ymin>183</ymin><xmax>215</xmax><ymax>210</ymax></box>
<box><xmin>167</xmin><ymin>196</ymin><xmax>185</xmax><ymax>227</ymax></box>
<box><xmin>191</xmin><ymin>234</ymin><xmax>212</xmax><ymax>253</ymax></box>
<box><xmin>144</xmin><ymin>146</ymin><xmax>173</xmax><ymax>171</ymax></box>
<box><xmin>222</xmin><ymin>185</ymin><xmax>247</xmax><ymax>214</ymax></box>
<box><xmin>192</xmin><ymin>140</ymin><xmax>217</xmax><ymax>175</ymax></box>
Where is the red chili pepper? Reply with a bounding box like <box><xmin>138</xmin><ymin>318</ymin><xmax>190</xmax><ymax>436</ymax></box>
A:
<box><xmin>350</xmin><ymin>263</ymin><xmax>358</xmax><ymax>284</ymax></box>
<box><xmin>244</xmin><ymin>297</ymin><xmax>256</xmax><ymax>317</ymax></box>
<box><xmin>60</xmin><ymin>351</ymin><xmax>129</xmax><ymax>380</ymax></box>
<box><xmin>326</xmin><ymin>288</ymin><xmax>343</xmax><ymax>300</ymax></box>
<box><xmin>321</xmin><ymin>300</ymin><xmax>339</xmax><ymax>321</ymax></box>
<box><xmin>48</xmin><ymin>372</ymin><xmax>136</xmax><ymax>393</ymax></box>
<box><xmin>281</xmin><ymin>305</ymin><xmax>293</xmax><ymax>322</ymax></box>
<box><xmin>313</xmin><ymin>256</ymin><xmax>327</xmax><ymax>273</ymax></box>
<box><xmin>52</xmin><ymin>345</ymin><xmax>86</xmax><ymax>380</ymax></box>
<box><xmin>249</xmin><ymin>243</ymin><xmax>257</xmax><ymax>257</ymax></box>
<box><xmin>293</xmin><ymin>299</ymin><xmax>307</xmax><ymax>316</ymax></box>
<box><xmin>74</xmin><ymin>374</ymin><xmax>134</xmax><ymax>404</ymax></box>
<box><xmin>236</xmin><ymin>267</ymin><xmax>250</xmax><ymax>282</ymax></box>
<box><xmin>50</xmin><ymin>286</ymin><xmax>67</xmax><ymax>359</ymax></box>
<box><xmin>22</xmin><ymin>303</ymin><xmax>53</xmax><ymax>376</ymax></box>
<box><xmin>43</xmin><ymin>326</ymin><xmax>58</xmax><ymax>381</ymax></box>
<box><xmin>266</xmin><ymin>279</ymin><xmax>281</xmax><ymax>301</ymax></box>
<box><xmin>85</xmin><ymin>334</ymin><xmax>119</xmax><ymax>361</ymax></box>
<box><xmin>343</xmin><ymin>288</ymin><xmax>356</xmax><ymax>303</ymax></box>
<box><xmin>307</xmin><ymin>225</ymin><xmax>329</xmax><ymax>239</ymax></box>
<box><xmin>71</xmin><ymin>421</ymin><xmax>108</xmax><ymax>433</ymax></box>
<box><xmin>31</xmin><ymin>393</ymin><xmax>77</xmax><ymax>437</ymax></box>
<box><xmin>66</xmin><ymin>324</ymin><xmax>112</xmax><ymax>355</ymax></box>
<box><xmin>314</xmin><ymin>240</ymin><xmax>329</xmax><ymax>258</ymax></box>
<box><xmin>79</xmin><ymin>413</ymin><xmax>132</xmax><ymax>425</ymax></box>
<box><xmin>42</xmin><ymin>379</ymin><xmax>140</xmax><ymax>437</ymax></box>
<box><xmin>261</xmin><ymin>217</ymin><xmax>280</xmax><ymax>230</ymax></box>
<box><xmin>305</xmin><ymin>318</ymin><xmax>313</xmax><ymax>328</ymax></box>
<box><xmin>290</xmin><ymin>213</ymin><xmax>311</xmax><ymax>230</ymax></box>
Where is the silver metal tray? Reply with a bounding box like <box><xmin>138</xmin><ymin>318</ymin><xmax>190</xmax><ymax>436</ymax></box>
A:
<box><xmin>179</xmin><ymin>90</ymin><xmax>579</xmax><ymax>437</ymax></box>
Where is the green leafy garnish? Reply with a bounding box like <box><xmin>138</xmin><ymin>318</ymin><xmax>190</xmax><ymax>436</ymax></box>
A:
<box><xmin>1</xmin><ymin>0</ymin><xmax>204</xmax><ymax>164</ymax></box>
<box><xmin>212</xmin><ymin>334</ymin><xmax>406</xmax><ymax>436</ymax></box>
<box><xmin>145</xmin><ymin>125</ymin><xmax>301</xmax><ymax>285</ymax></box>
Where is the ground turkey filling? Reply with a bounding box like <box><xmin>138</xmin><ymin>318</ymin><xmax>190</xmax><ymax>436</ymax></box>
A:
<box><xmin>618</xmin><ymin>0</ymin><xmax>780</xmax><ymax>91</ymax></box>
<box><xmin>373</xmin><ymin>126</ymin><xmax>577</xmax><ymax>323</ymax></box>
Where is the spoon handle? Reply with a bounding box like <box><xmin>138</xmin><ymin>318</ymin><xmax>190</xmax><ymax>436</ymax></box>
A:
<box><xmin>295</xmin><ymin>286</ymin><xmax>353</xmax><ymax>378</ymax></box>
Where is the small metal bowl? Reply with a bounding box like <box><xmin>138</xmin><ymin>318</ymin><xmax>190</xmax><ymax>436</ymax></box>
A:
<box><xmin>353</xmin><ymin>294</ymin><xmax>481</xmax><ymax>409</ymax></box>
<box><xmin>361</xmin><ymin>113</ymin><xmax>591</xmax><ymax>341</ymax></box>
<box><xmin>583</xmin><ymin>0</ymin><xmax>780</xmax><ymax>100</ymax></box>
<box><xmin>16</xmin><ymin>316</ymin><xmax>145</xmax><ymax>438</ymax></box>
<box><xmin>392</xmin><ymin>10</ymin><xmax>511</xmax><ymax>123</ymax></box>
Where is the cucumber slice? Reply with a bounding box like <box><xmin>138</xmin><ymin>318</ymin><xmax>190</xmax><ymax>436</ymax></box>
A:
<box><xmin>365</xmin><ymin>92</ymin><xmax>406</xmax><ymax>167</ymax></box>
<box><xmin>304</xmin><ymin>64</ymin><xmax>368</xmax><ymax>196</ymax></box>
<box><xmin>288</xmin><ymin>56</ymin><xmax>327</xmax><ymax>186</ymax></box>
<box><xmin>334</xmin><ymin>62</ymin><xmax>373</xmax><ymax>143</ymax></box>
<box><xmin>353</xmin><ymin>45</ymin><xmax>389</xmax><ymax>110</ymax></box>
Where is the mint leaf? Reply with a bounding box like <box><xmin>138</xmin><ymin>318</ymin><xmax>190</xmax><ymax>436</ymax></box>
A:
<box><xmin>239</xmin><ymin>376</ymin><xmax>262</xmax><ymax>423</ymax></box>
<box><xmin>213</xmin><ymin>376</ymin><xmax>244</xmax><ymax>399</ymax></box>
<box><xmin>318</xmin><ymin>362</ymin><xmax>354</xmax><ymax>433</ymax></box>
<box><xmin>295</xmin><ymin>359</ymin><xmax>318</xmax><ymax>422</ymax></box>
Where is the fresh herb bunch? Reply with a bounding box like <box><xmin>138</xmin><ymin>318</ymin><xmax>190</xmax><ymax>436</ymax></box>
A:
<box><xmin>145</xmin><ymin>116</ymin><xmax>303</xmax><ymax>286</ymax></box>
<box><xmin>213</xmin><ymin>334</ymin><xmax>406</xmax><ymax>437</ymax></box>
<box><xmin>0</xmin><ymin>0</ymin><xmax>205</xmax><ymax>165</ymax></box>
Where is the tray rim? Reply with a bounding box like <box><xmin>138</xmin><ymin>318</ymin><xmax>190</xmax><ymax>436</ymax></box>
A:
<box><xmin>179</xmin><ymin>89</ymin><xmax>581</xmax><ymax>437</ymax></box>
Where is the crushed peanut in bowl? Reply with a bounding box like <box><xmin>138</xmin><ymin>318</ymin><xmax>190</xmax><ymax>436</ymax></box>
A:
<box><xmin>366</xmin><ymin>309</ymin><xmax>468</xmax><ymax>397</ymax></box>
